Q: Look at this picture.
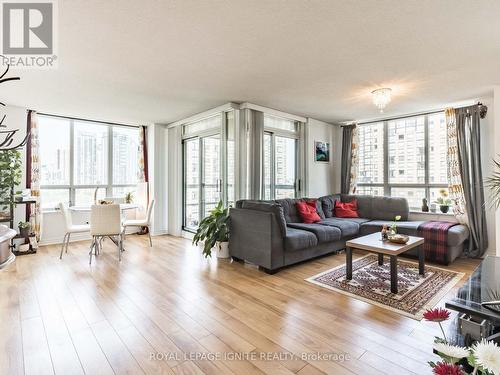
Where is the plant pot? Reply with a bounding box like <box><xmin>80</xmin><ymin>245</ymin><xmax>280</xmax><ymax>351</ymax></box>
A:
<box><xmin>216</xmin><ymin>241</ymin><xmax>230</xmax><ymax>259</ymax></box>
<box><xmin>19</xmin><ymin>228</ymin><xmax>30</xmax><ymax>238</ymax></box>
<box><xmin>439</xmin><ymin>205</ymin><xmax>449</xmax><ymax>214</ymax></box>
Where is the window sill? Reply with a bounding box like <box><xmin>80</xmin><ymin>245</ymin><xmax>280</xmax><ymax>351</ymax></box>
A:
<box><xmin>409</xmin><ymin>210</ymin><xmax>454</xmax><ymax>217</ymax></box>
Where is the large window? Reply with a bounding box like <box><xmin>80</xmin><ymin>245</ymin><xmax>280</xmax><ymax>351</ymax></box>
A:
<box><xmin>182</xmin><ymin>112</ymin><xmax>235</xmax><ymax>231</ymax></box>
<box><xmin>39</xmin><ymin>115</ymin><xmax>141</xmax><ymax>210</ymax></box>
<box><xmin>356</xmin><ymin>112</ymin><xmax>448</xmax><ymax>210</ymax></box>
<box><xmin>263</xmin><ymin>115</ymin><xmax>298</xmax><ymax>200</ymax></box>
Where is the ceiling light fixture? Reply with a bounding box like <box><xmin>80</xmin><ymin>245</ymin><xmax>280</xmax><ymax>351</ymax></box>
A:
<box><xmin>371</xmin><ymin>88</ymin><xmax>392</xmax><ymax>113</ymax></box>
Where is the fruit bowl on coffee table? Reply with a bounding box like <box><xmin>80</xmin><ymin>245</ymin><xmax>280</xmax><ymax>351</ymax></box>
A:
<box><xmin>387</xmin><ymin>234</ymin><xmax>409</xmax><ymax>244</ymax></box>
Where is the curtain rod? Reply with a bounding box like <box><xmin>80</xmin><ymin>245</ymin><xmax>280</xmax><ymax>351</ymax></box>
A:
<box><xmin>35</xmin><ymin>111</ymin><xmax>141</xmax><ymax>128</ymax></box>
<box><xmin>342</xmin><ymin>102</ymin><xmax>485</xmax><ymax>127</ymax></box>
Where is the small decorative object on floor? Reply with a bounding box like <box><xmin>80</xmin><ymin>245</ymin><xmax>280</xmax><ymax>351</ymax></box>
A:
<box><xmin>425</xmin><ymin>307</ymin><xmax>500</xmax><ymax>375</ymax></box>
<box><xmin>422</xmin><ymin>198</ymin><xmax>429</xmax><ymax>212</ymax></box>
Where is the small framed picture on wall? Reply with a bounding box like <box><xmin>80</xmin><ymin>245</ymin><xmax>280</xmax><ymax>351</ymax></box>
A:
<box><xmin>314</xmin><ymin>141</ymin><xmax>330</xmax><ymax>163</ymax></box>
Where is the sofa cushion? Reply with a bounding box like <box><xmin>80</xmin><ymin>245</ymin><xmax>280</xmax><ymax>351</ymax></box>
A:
<box><xmin>318</xmin><ymin>218</ymin><xmax>360</xmax><ymax>237</ymax></box>
<box><xmin>318</xmin><ymin>194</ymin><xmax>341</xmax><ymax>218</ymax></box>
<box><xmin>240</xmin><ymin>201</ymin><xmax>287</xmax><ymax>237</ymax></box>
<box><xmin>335</xmin><ymin>200</ymin><xmax>359</xmax><ymax>218</ymax></box>
<box><xmin>287</xmin><ymin>223</ymin><xmax>342</xmax><ymax>243</ymax></box>
<box><xmin>296</xmin><ymin>200</ymin><xmax>321</xmax><ymax>223</ymax></box>
<box><xmin>284</xmin><ymin>227</ymin><xmax>318</xmax><ymax>251</ymax></box>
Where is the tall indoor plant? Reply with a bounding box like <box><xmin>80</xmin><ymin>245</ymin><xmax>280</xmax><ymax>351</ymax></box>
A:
<box><xmin>192</xmin><ymin>200</ymin><xmax>230</xmax><ymax>258</ymax></box>
<box><xmin>486</xmin><ymin>155</ymin><xmax>500</xmax><ymax>208</ymax></box>
<box><xmin>0</xmin><ymin>150</ymin><xmax>22</xmax><ymax>217</ymax></box>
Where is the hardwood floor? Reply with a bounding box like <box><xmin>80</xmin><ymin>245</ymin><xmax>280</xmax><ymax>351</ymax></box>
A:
<box><xmin>0</xmin><ymin>235</ymin><xmax>480</xmax><ymax>375</ymax></box>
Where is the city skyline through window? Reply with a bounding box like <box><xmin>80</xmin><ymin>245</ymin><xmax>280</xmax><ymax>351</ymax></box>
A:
<box><xmin>39</xmin><ymin>115</ymin><xmax>141</xmax><ymax>209</ymax></box>
<box><xmin>356</xmin><ymin>112</ymin><xmax>448</xmax><ymax>209</ymax></box>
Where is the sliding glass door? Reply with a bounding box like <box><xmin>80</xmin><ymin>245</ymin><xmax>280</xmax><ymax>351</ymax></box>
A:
<box><xmin>182</xmin><ymin>112</ymin><xmax>235</xmax><ymax>231</ymax></box>
<box><xmin>183</xmin><ymin>134</ymin><xmax>221</xmax><ymax>230</ymax></box>
<box><xmin>202</xmin><ymin>135</ymin><xmax>221</xmax><ymax>217</ymax></box>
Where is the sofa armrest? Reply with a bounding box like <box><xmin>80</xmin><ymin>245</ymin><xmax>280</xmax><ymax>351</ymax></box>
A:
<box><xmin>229</xmin><ymin>208</ymin><xmax>284</xmax><ymax>270</ymax></box>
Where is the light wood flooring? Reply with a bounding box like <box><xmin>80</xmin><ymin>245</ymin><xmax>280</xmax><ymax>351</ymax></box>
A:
<box><xmin>0</xmin><ymin>235</ymin><xmax>480</xmax><ymax>375</ymax></box>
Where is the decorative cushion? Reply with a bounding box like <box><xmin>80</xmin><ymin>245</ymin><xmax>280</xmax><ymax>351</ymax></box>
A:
<box><xmin>318</xmin><ymin>194</ymin><xmax>341</xmax><ymax>218</ymax></box>
<box><xmin>335</xmin><ymin>200</ymin><xmax>359</xmax><ymax>218</ymax></box>
<box><xmin>296</xmin><ymin>200</ymin><xmax>321</xmax><ymax>223</ymax></box>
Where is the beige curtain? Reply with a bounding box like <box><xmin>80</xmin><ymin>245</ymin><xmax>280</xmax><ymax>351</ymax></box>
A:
<box><xmin>349</xmin><ymin>126</ymin><xmax>359</xmax><ymax>194</ymax></box>
<box><xmin>28</xmin><ymin>111</ymin><xmax>42</xmax><ymax>242</ymax></box>
<box><xmin>445</xmin><ymin>108</ymin><xmax>468</xmax><ymax>225</ymax></box>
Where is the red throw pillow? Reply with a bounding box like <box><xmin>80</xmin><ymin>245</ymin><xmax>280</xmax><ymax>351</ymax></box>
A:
<box><xmin>296</xmin><ymin>200</ymin><xmax>321</xmax><ymax>223</ymax></box>
<box><xmin>335</xmin><ymin>200</ymin><xmax>359</xmax><ymax>218</ymax></box>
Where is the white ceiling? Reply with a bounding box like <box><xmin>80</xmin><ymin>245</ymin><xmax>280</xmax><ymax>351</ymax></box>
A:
<box><xmin>1</xmin><ymin>0</ymin><xmax>499</xmax><ymax>125</ymax></box>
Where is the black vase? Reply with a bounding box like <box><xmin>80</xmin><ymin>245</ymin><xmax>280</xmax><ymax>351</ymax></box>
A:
<box><xmin>439</xmin><ymin>205</ymin><xmax>449</xmax><ymax>214</ymax></box>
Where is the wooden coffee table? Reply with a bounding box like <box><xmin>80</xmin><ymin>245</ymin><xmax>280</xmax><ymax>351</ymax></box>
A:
<box><xmin>345</xmin><ymin>232</ymin><xmax>425</xmax><ymax>294</ymax></box>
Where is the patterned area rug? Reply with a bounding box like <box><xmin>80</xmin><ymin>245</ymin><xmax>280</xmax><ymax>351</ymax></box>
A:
<box><xmin>306</xmin><ymin>254</ymin><xmax>464</xmax><ymax>320</ymax></box>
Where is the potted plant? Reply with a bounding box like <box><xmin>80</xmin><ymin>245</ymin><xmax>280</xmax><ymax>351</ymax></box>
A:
<box><xmin>486</xmin><ymin>155</ymin><xmax>500</xmax><ymax>208</ymax></box>
<box><xmin>0</xmin><ymin>150</ymin><xmax>22</xmax><ymax>218</ymax></box>
<box><xmin>18</xmin><ymin>221</ymin><xmax>31</xmax><ymax>238</ymax></box>
<box><xmin>192</xmin><ymin>200</ymin><xmax>230</xmax><ymax>258</ymax></box>
<box><xmin>125</xmin><ymin>191</ymin><xmax>133</xmax><ymax>204</ymax></box>
<box><xmin>436</xmin><ymin>188</ymin><xmax>452</xmax><ymax>213</ymax></box>
<box><xmin>390</xmin><ymin>215</ymin><xmax>401</xmax><ymax>235</ymax></box>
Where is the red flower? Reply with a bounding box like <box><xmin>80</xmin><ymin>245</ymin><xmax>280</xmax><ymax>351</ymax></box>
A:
<box><xmin>424</xmin><ymin>307</ymin><xmax>451</xmax><ymax>322</ymax></box>
<box><xmin>432</xmin><ymin>362</ymin><xmax>464</xmax><ymax>375</ymax></box>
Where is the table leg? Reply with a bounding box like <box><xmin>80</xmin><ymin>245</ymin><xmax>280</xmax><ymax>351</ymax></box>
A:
<box><xmin>418</xmin><ymin>246</ymin><xmax>425</xmax><ymax>276</ymax></box>
<box><xmin>378</xmin><ymin>253</ymin><xmax>384</xmax><ymax>266</ymax></box>
<box><xmin>346</xmin><ymin>247</ymin><xmax>352</xmax><ymax>280</ymax></box>
<box><xmin>390</xmin><ymin>255</ymin><xmax>398</xmax><ymax>294</ymax></box>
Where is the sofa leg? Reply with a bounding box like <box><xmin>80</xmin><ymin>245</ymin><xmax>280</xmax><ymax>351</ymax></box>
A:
<box><xmin>231</xmin><ymin>256</ymin><xmax>243</xmax><ymax>263</ymax></box>
<box><xmin>259</xmin><ymin>266</ymin><xmax>278</xmax><ymax>275</ymax></box>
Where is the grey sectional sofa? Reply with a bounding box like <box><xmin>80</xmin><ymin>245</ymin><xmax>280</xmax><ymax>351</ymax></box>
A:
<box><xmin>229</xmin><ymin>194</ymin><xmax>470</xmax><ymax>273</ymax></box>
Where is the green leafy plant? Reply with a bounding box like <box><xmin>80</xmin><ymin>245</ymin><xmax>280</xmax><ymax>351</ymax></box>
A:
<box><xmin>18</xmin><ymin>221</ymin><xmax>30</xmax><ymax>229</ymax></box>
<box><xmin>435</xmin><ymin>188</ymin><xmax>452</xmax><ymax>206</ymax></box>
<box><xmin>192</xmin><ymin>200</ymin><xmax>230</xmax><ymax>258</ymax></box>
<box><xmin>125</xmin><ymin>191</ymin><xmax>133</xmax><ymax>204</ymax></box>
<box><xmin>0</xmin><ymin>150</ymin><xmax>22</xmax><ymax>211</ymax></box>
<box><xmin>390</xmin><ymin>215</ymin><xmax>401</xmax><ymax>234</ymax></box>
<box><xmin>486</xmin><ymin>155</ymin><xmax>500</xmax><ymax>208</ymax></box>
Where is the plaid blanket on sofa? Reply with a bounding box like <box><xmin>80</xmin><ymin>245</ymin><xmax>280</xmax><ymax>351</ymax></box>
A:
<box><xmin>417</xmin><ymin>221</ymin><xmax>458</xmax><ymax>264</ymax></box>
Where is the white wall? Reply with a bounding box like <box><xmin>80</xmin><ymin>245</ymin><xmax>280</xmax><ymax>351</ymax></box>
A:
<box><xmin>305</xmin><ymin>118</ymin><xmax>340</xmax><ymax>197</ymax></box>
<box><xmin>148</xmin><ymin>124</ymin><xmax>169</xmax><ymax>236</ymax></box>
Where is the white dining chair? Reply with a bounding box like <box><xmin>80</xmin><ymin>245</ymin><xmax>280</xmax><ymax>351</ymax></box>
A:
<box><xmin>122</xmin><ymin>199</ymin><xmax>155</xmax><ymax>247</ymax></box>
<box><xmin>59</xmin><ymin>202</ymin><xmax>90</xmax><ymax>259</ymax></box>
<box><xmin>89</xmin><ymin>204</ymin><xmax>123</xmax><ymax>264</ymax></box>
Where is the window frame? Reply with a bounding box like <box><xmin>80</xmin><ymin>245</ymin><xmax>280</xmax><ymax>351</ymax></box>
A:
<box><xmin>356</xmin><ymin>112</ymin><xmax>448</xmax><ymax>209</ymax></box>
<box><xmin>181</xmin><ymin>111</ymin><xmax>236</xmax><ymax>232</ymax></box>
<box><xmin>263</xmin><ymin>114</ymin><xmax>300</xmax><ymax>200</ymax></box>
<box><xmin>39</xmin><ymin>114</ymin><xmax>140</xmax><ymax>210</ymax></box>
